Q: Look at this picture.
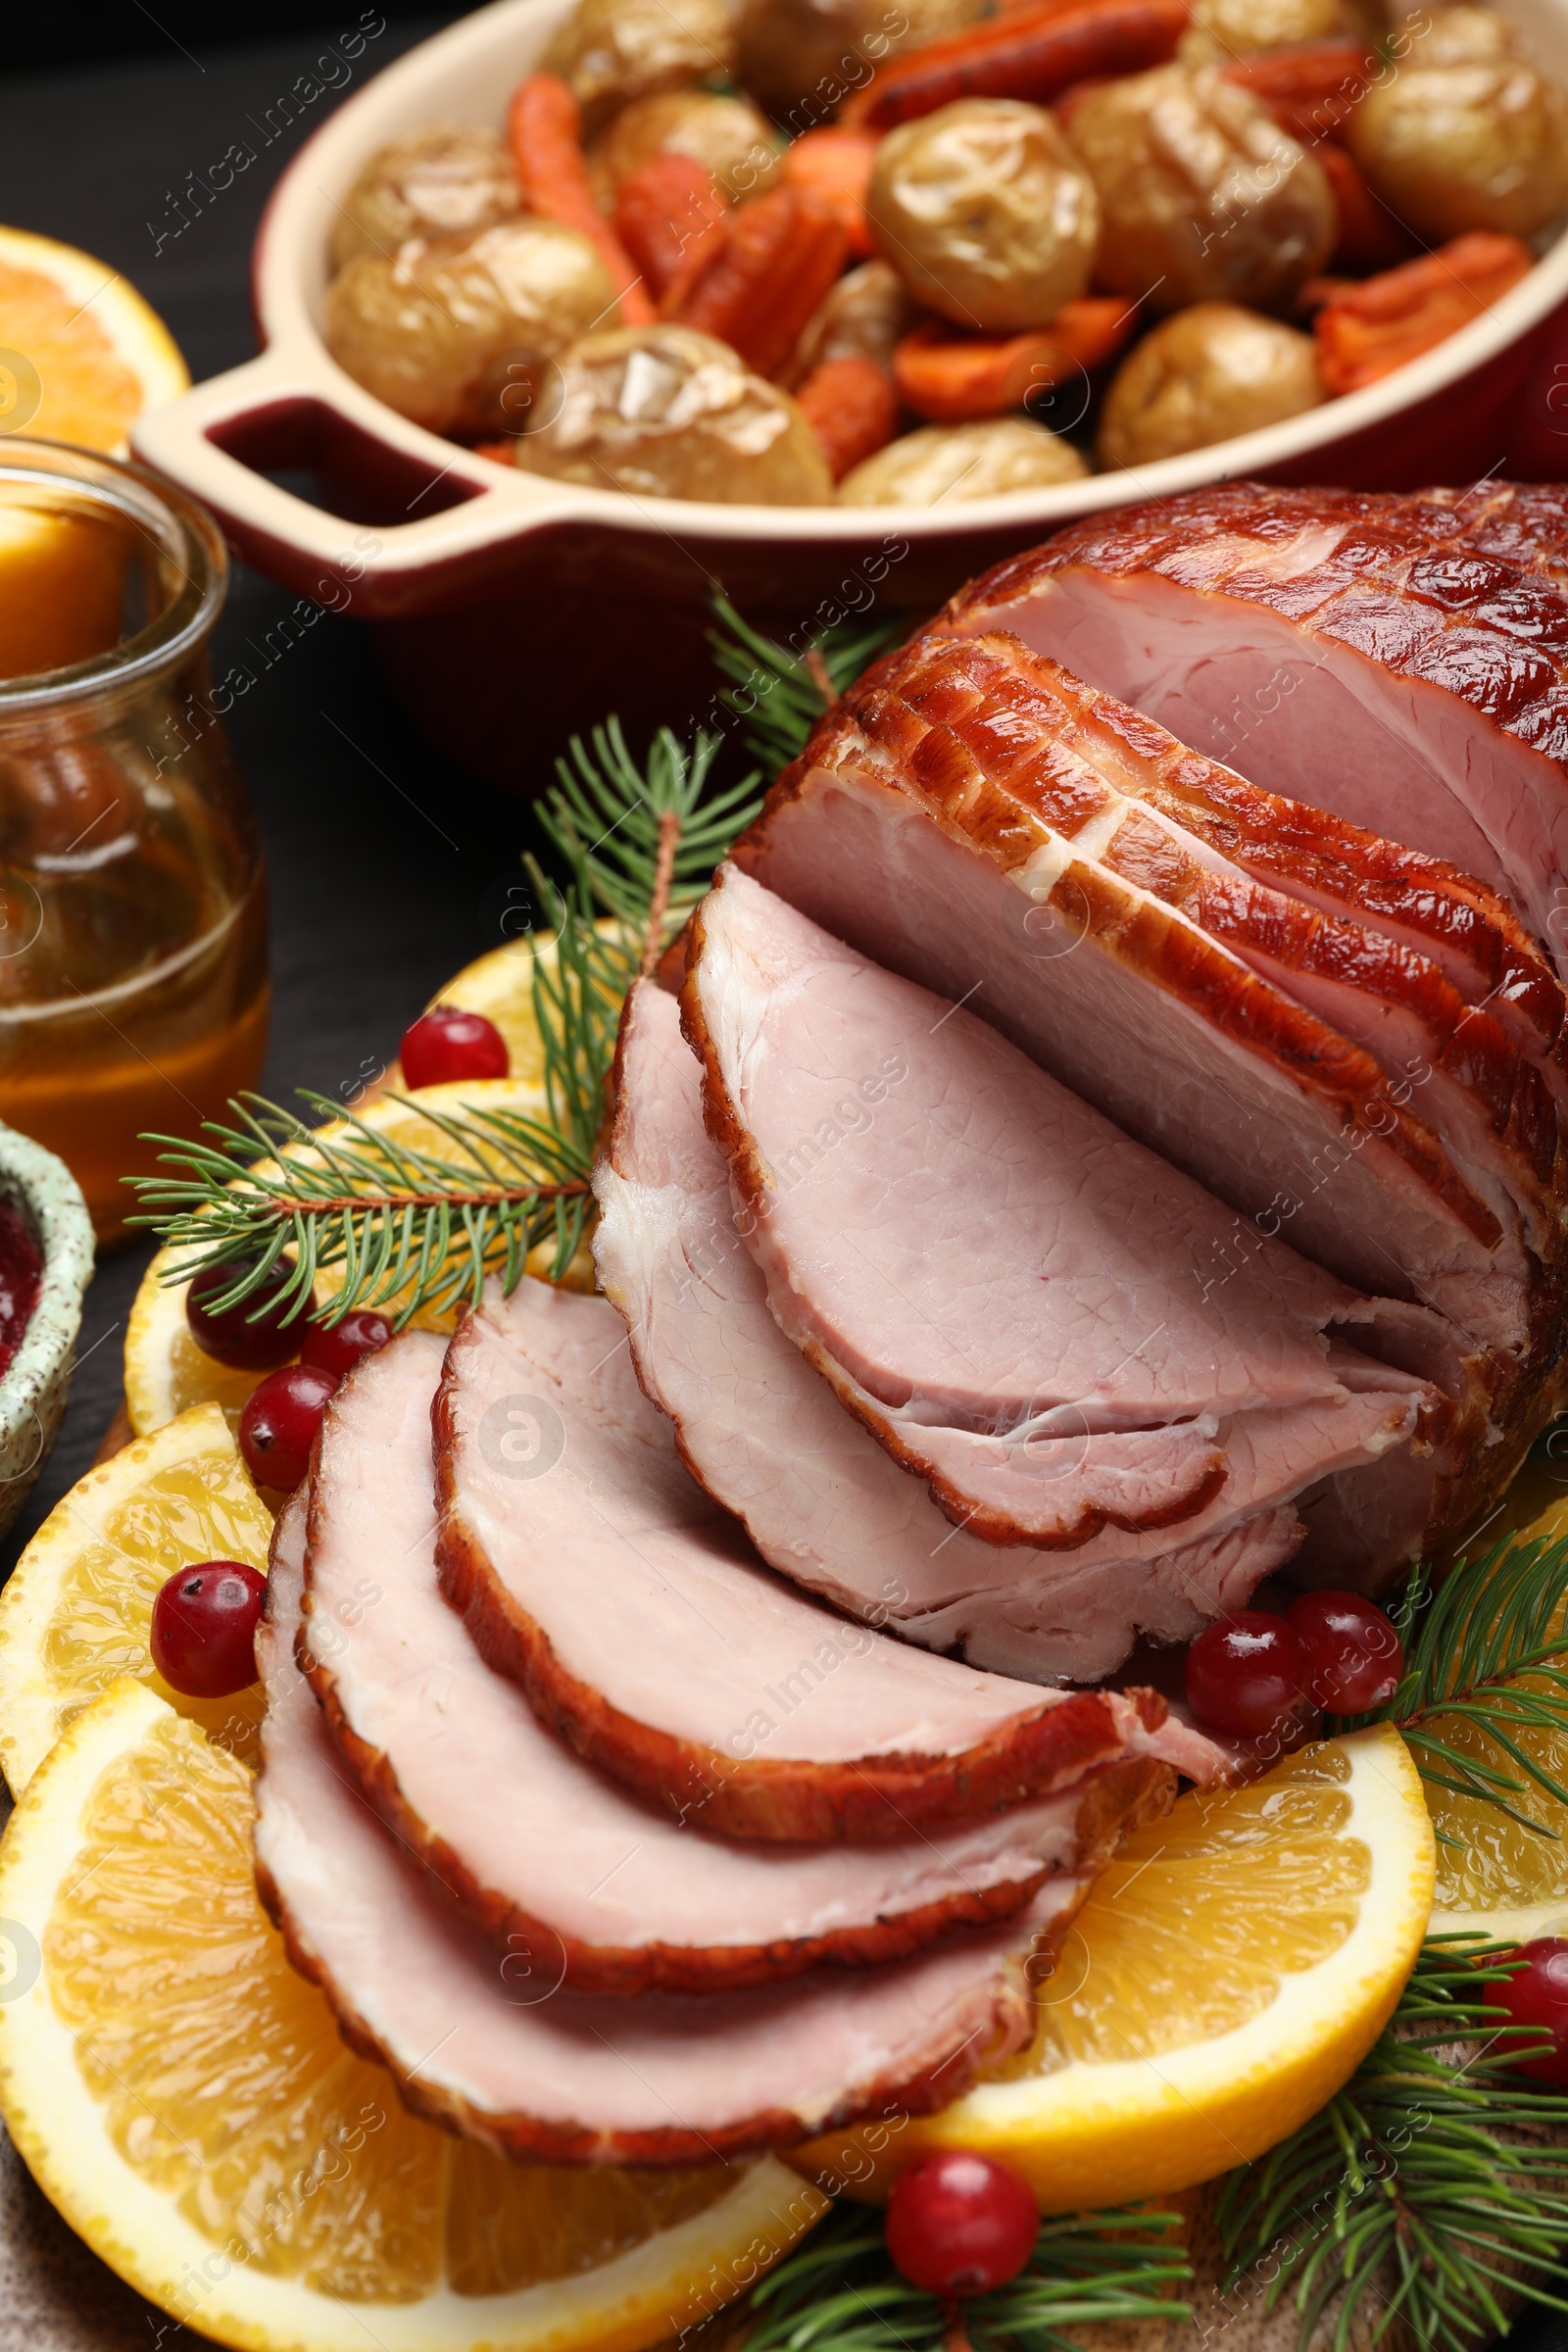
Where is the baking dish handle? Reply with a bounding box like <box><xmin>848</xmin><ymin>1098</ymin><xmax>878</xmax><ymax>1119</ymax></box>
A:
<box><xmin>130</xmin><ymin>349</ymin><xmax>537</xmax><ymax>620</ymax></box>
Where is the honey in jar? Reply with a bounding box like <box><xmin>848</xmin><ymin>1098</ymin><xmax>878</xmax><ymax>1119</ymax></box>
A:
<box><xmin>0</xmin><ymin>443</ymin><xmax>268</xmax><ymax>1241</ymax></box>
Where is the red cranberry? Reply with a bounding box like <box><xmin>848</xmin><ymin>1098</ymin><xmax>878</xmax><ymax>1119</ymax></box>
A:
<box><xmin>1287</xmin><ymin>1591</ymin><xmax>1404</xmax><ymax>1714</ymax></box>
<box><xmin>239</xmin><ymin>1364</ymin><xmax>337</xmax><ymax>1493</ymax></box>
<box><xmin>1185</xmin><ymin>1610</ymin><xmax>1313</xmax><ymax>1738</ymax></box>
<box><xmin>185</xmin><ymin>1258</ymin><xmax>299</xmax><ymax>1371</ymax></box>
<box><xmin>150</xmin><ymin>1561</ymin><xmax>267</xmax><ymax>1697</ymax></box>
<box><xmin>300</xmin><ymin>1309</ymin><xmax>394</xmax><ymax>1381</ymax></box>
<box><xmin>884</xmin><ymin>2152</ymin><xmax>1038</xmax><ymax>2298</ymax></box>
<box><xmin>1494</xmin><ymin>1940</ymin><xmax>1568</xmax><ymax>2083</ymax></box>
<box><xmin>400</xmin><ymin>1005</ymin><xmax>509</xmax><ymax>1089</ymax></box>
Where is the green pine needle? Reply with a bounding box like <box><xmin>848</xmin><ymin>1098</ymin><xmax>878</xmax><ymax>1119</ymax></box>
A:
<box><xmin>709</xmin><ymin>596</ymin><xmax>903</xmax><ymax>777</ymax></box>
<box><xmin>128</xmin><ymin>609</ymin><xmax>892</xmax><ymax>1328</ymax></box>
<box><xmin>1366</xmin><ymin>1534</ymin><xmax>1568</xmax><ymax>1839</ymax></box>
<box><xmin>741</xmin><ymin>2201</ymin><xmax>1191</xmax><ymax>2352</ymax></box>
<box><xmin>1216</xmin><ymin>1936</ymin><xmax>1568</xmax><ymax>2352</ymax></box>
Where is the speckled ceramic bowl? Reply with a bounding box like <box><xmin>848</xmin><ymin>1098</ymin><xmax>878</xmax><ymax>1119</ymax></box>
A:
<box><xmin>0</xmin><ymin>1122</ymin><xmax>93</xmax><ymax>1543</ymax></box>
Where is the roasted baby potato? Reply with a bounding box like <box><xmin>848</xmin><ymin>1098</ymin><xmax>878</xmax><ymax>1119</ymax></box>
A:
<box><xmin>1098</xmin><ymin>301</ymin><xmax>1322</xmax><ymax>466</ymax></box>
<box><xmin>867</xmin><ymin>99</ymin><xmax>1100</xmax><ymax>330</ymax></box>
<box><xmin>329</xmin><ymin>125</ymin><xmax>520</xmax><ymax>271</ymax></box>
<box><xmin>735</xmin><ymin>0</ymin><xmax>985</xmax><ymax>127</ymax></box>
<box><xmin>587</xmin><ymin>89</ymin><xmax>781</xmax><ymax>207</ymax></box>
<box><xmin>323</xmin><ymin>220</ymin><xmax>620</xmax><ymax>438</ymax></box>
<box><xmin>512</xmin><ymin>323</ymin><xmax>835</xmax><ymax>502</ymax></box>
<box><xmin>836</xmin><ymin>416</ymin><xmax>1089</xmax><ymax>503</ymax></box>
<box><xmin>1067</xmin><ymin>65</ymin><xmax>1337</xmax><ymax>312</ymax></box>
<box><xmin>1348</xmin><ymin>7</ymin><xmax>1568</xmax><ymax>241</ymax></box>
<box><xmin>541</xmin><ymin>0</ymin><xmax>733</xmax><ymax>135</ymax></box>
<box><xmin>1179</xmin><ymin>0</ymin><xmax>1370</xmax><ymax>65</ymax></box>
<box><xmin>783</xmin><ymin>259</ymin><xmax>913</xmax><ymax>385</ymax></box>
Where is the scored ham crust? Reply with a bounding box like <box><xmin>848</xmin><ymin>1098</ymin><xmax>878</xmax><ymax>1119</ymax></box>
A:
<box><xmin>431</xmin><ymin>1279</ymin><xmax>1228</xmax><ymax>1839</ymax></box>
<box><xmin>260</xmin><ymin>1499</ymin><xmax>1074</xmax><ymax>2163</ymax></box>
<box><xmin>937</xmin><ymin>483</ymin><xmax>1568</xmax><ymax>981</ymax></box>
<box><xmin>733</xmin><ymin>685</ymin><xmax>1534</xmax><ymax>1368</ymax></box>
<box><xmin>596</xmin><ymin>977</ymin><xmax>1308</xmax><ymax>1679</ymax></box>
<box><xmin>681</xmin><ymin>865</ymin><xmax>1441</xmax><ymax>1601</ymax></box>
<box><xmin>842</xmin><ymin>629</ymin><xmax>1563</xmax><ymax>1256</ymax></box>
<box><xmin>300</xmin><ymin>1329</ymin><xmax>1174</xmax><ymax>1991</ymax></box>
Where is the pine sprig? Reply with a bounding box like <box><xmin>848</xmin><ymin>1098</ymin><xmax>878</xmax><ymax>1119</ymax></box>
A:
<box><xmin>1369</xmin><ymin>1535</ymin><xmax>1568</xmax><ymax>1838</ymax></box>
<box><xmin>709</xmin><ymin>597</ymin><xmax>903</xmax><ymax>777</ymax></box>
<box><xmin>742</xmin><ymin>2200</ymin><xmax>1191</xmax><ymax>2352</ymax></box>
<box><xmin>130</xmin><ymin>1087</ymin><xmax>595</xmax><ymax>1323</ymax></box>
<box><xmin>1217</xmin><ymin>1935</ymin><xmax>1568</xmax><ymax>2352</ymax></box>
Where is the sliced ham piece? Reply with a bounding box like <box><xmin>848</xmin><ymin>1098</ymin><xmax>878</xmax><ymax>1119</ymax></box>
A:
<box><xmin>259</xmin><ymin>1500</ymin><xmax>1073</xmax><ymax>2164</ymax></box>
<box><xmin>682</xmin><ymin>864</ymin><xmax>1438</xmax><ymax>1597</ymax></box>
<box><xmin>844</xmin><ymin>628</ymin><xmax>1563</xmax><ymax>1257</ymax></box>
<box><xmin>938</xmin><ymin>483</ymin><xmax>1568</xmax><ymax>980</ymax></box>
<box><xmin>301</xmin><ymin>1329</ymin><xmax>1171</xmax><ymax>1991</ymax></box>
<box><xmin>432</xmin><ymin>1279</ymin><xmax>1224</xmax><ymax>1837</ymax></box>
<box><xmin>735</xmin><ymin>713</ymin><xmax>1535</xmax><ymax>1379</ymax></box>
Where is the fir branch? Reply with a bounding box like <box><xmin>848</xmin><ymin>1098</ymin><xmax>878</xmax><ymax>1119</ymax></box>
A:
<box><xmin>1365</xmin><ymin>1536</ymin><xmax>1568</xmax><ymax>1838</ymax></box>
<box><xmin>709</xmin><ymin>597</ymin><xmax>903</xmax><ymax>776</ymax></box>
<box><xmin>1216</xmin><ymin>1936</ymin><xmax>1568</xmax><ymax>2352</ymax></box>
<box><xmin>741</xmin><ymin>2200</ymin><xmax>1191</xmax><ymax>2352</ymax></box>
<box><xmin>129</xmin><ymin>1089</ymin><xmax>594</xmax><ymax>1324</ymax></box>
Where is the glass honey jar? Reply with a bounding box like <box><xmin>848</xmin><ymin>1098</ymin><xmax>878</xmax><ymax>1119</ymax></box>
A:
<box><xmin>0</xmin><ymin>441</ymin><xmax>269</xmax><ymax>1242</ymax></box>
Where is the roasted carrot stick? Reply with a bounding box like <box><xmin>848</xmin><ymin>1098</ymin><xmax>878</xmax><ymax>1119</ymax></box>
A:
<box><xmin>893</xmin><ymin>299</ymin><xmax>1134</xmax><ymax>418</ymax></box>
<box><xmin>840</xmin><ymin>0</ymin><xmax>1190</xmax><ymax>131</ymax></box>
<box><xmin>1312</xmin><ymin>231</ymin><xmax>1534</xmax><ymax>395</ymax></box>
<box><xmin>507</xmin><ymin>74</ymin><xmax>655</xmax><ymax>326</ymax></box>
<box><xmin>1314</xmin><ymin>142</ymin><xmax>1418</xmax><ymax>275</ymax></box>
<box><xmin>781</xmin><ymin>128</ymin><xmax>881</xmax><ymax>258</ymax></box>
<box><xmin>676</xmin><ymin>188</ymin><xmax>851</xmax><ymax>380</ymax></box>
<box><xmin>613</xmin><ymin>153</ymin><xmax>729</xmax><ymax>307</ymax></box>
<box><xmin>797</xmin><ymin>355</ymin><xmax>900</xmax><ymax>477</ymax></box>
<box><xmin>1220</xmin><ymin>38</ymin><xmax>1377</xmax><ymax>144</ymax></box>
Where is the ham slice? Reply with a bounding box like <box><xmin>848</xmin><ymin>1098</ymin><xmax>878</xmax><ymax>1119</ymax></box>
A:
<box><xmin>734</xmin><ymin>713</ymin><xmax>1533</xmax><ymax>1378</ymax></box>
<box><xmin>842</xmin><ymin>628</ymin><xmax>1563</xmax><ymax>1256</ymax></box>
<box><xmin>682</xmin><ymin>864</ymin><xmax>1437</xmax><ymax>1592</ymax></box>
<box><xmin>258</xmin><ymin>1500</ymin><xmax>1071</xmax><ymax>2164</ymax></box>
<box><xmin>938</xmin><ymin>483</ymin><xmax>1568</xmax><ymax>980</ymax></box>
<box><xmin>596</xmin><ymin>978</ymin><xmax>1307</xmax><ymax>1679</ymax></box>
<box><xmin>432</xmin><ymin>1278</ymin><xmax>1222</xmax><ymax>1837</ymax></box>
<box><xmin>302</xmin><ymin>1329</ymin><xmax>1170</xmax><ymax>1991</ymax></box>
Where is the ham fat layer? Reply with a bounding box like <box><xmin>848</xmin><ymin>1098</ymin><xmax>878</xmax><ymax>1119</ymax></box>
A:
<box><xmin>302</xmin><ymin>1330</ymin><xmax>1171</xmax><ymax>1990</ymax></box>
<box><xmin>431</xmin><ymin>1278</ymin><xmax>1223</xmax><ymax>1837</ymax></box>
<box><xmin>260</xmin><ymin>1500</ymin><xmax>1067</xmax><ymax>2162</ymax></box>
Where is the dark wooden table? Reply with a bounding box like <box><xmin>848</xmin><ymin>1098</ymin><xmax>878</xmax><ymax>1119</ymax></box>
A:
<box><xmin>0</xmin><ymin>17</ymin><xmax>1565</xmax><ymax>2349</ymax></box>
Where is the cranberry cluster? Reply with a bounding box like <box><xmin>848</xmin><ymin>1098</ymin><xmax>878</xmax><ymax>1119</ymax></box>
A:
<box><xmin>1183</xmin><ymin>1592</ymin><xmax>1405</xmax><ymax>1740</ymax></box>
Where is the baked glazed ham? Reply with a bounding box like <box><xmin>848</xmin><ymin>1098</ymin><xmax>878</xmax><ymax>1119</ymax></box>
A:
<box><xmin>682</xmin><ymin>865</ymin><xmax>1441</xmax><ymax>1606</ymax></box>
<box><xmin>302</xmin><ymin>1329</ymin><xmax>1174</xmax><ymax>1991</ymax></box>
<box><xmin>597</xmin><ymin>979</ymin><xmax>1307</xmax><ymax>1679</ymax></box>
<box><xmin>432</xmin><ymin>1278</ymin><xmax>1225</xmax><ymax>1838</ymax></box>
<box><xmin>939</xmin><ymin>483</ymin><xmax>1568</xmax><ymax>981</ymax></box>
<box><xmin>261</xmin><ymin>1500</ymin><xmax>1082</xmax><ymax>2164</ymax></box>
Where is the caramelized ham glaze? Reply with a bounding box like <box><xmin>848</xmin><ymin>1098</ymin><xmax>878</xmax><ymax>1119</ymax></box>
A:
<box><xmin>260</xmin><ymin>1501</ymin><xmax>1071</xmax><ymax>2163</ymax></box>
<box><xmin>940</xmin><ymin>483</ymin><xmax>1568</xmax><ymax>980</ymax></box>
<box><xmin>432</xmin><ymin>1280</ymin><xmax>1223</xmax><ymax>1837</ymax></box>
<box><xmin>596</xmin><ymin>978</ymin><xmax>1303</xmax><ymax>1680</ymax></box>
<box><xmin>303</xmin><ymin>1330</ymin><xmax>1171</xmax><ymax>1990</ymax></box>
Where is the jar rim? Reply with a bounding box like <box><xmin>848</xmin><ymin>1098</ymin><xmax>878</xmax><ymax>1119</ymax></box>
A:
<box><xmin>0</xmin><ymin>437</ymin><xmax>228</xmax><ymax>711</ymax></box>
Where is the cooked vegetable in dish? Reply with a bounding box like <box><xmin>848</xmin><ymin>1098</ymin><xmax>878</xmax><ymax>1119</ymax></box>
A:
<box><xmin>319</xmin><ymin>0</ymin><xmax>1568</xmax><ymax>499</ymax></box>
<box><xmin>1347</xmin><ymin>6</ymin><xmax>1568</xmax><ymax>240</ymax></box>
<box><xmin>511</xmin><ymin>322</ymin><xmax>836</xmax><ymax>501</ymax></box>
<box><xmin>1097</xmin><ymin>300</ymin><xmax>1322</xmax><ymax>465</ymax></box>
<box><xmin>322</xmin><ymin>220</ymin><xmax>619</xmax><ymax>436</ymax></box>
